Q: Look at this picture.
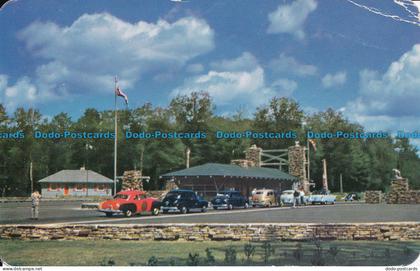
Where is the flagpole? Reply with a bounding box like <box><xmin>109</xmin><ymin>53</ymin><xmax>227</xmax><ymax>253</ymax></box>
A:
<box><xmin>114</xmin><ymin>76</ymin><xmax>118</xmax><ymax>196</ymax></box>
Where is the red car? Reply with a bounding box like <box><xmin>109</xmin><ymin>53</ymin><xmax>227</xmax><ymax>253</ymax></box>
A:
<box><xmin>98</xmin><ymin>190</ymin><xmax>161</xmax><ymax>217</ymax></box>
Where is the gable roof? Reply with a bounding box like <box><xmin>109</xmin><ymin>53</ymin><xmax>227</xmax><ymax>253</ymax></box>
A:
<box><xmin>160</xmin><ymin>163</ymin><xmax>297</xmax><ymax>181</ymax></box>
<box><xmin>38</xmin><ymin>170</ymin><xmax>113</xmax><ymax>184</ymax></box>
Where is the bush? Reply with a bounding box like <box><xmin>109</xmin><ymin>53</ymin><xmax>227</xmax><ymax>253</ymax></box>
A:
<box><xmin>224</xmin><ymin>247</ymin><xmax>237</xmax><ymax>265</ymax></box>
<box><xmin>261</xmin><ymin>241</ymin><xmax>275</xmax><ymax>264</ymax></box>
<box><xmin>205</xmin><ymin>248</ymin><xmax>216</xmax><ymax>265</ymax></box>
<box><xmin>243</xmin><ymin>243</ymin><xmax>256</xmax><ymax>263</ymax></box>
<box><xmin>147</xmin><ymin>256</ymin><xmax>158</xmax><ymax>266</ymax></box>
<box><xmin>187</xmin><ymin>253</ymin><xmax>200</xmax><ymax>266</ymax></box>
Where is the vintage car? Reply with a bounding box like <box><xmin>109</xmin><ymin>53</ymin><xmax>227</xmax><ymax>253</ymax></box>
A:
<box><xmin>344</xmin><ymin>192</ymin><xmax>361</xmax><ymax>201</ymax></box>
<box><xmin>307</xmin><ymin>190</ymin><xmax>336</xmax><ymax>205</ymax></box>
<box><xmin>161</xmin><ymin>189</ymin><xmax>208</xmax><ymax>214</ymax></box>
<box><xmin>251</xmin><ymin>188</ymin><xmax>277</xmax><ymax>207</ymax></box>
<box><xmin>211</xmin><ymin>190</ymin><xmax>249</xmax><ymax>210</ymax></box>
<box><xmin>279</xmin><ymin>190</ymin><xmax>308</xmax><ymax>206</ymax></box>
<box><xmin>98</xmin><ymin>190</ymin><xmax>161</xmax><ymax>217</ymax></box>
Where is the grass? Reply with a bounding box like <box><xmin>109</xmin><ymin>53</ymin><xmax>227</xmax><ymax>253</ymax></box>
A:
<box><xmin>0</xmin><ymin>240</ymin><xmax>418</xmax><ymax>266</ymax></box>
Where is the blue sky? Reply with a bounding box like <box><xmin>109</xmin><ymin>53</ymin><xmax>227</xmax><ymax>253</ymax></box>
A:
<box><xmin>0</xmin><ymin>0</ymin><xmax>420</xmax><ymax>136</ymax></box>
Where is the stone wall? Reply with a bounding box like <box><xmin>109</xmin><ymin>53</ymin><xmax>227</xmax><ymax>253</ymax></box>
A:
<box><xmin>288</xmin><ymin>142</ymin><xmax>308</xmax><ymax>192</ymax></box>
<box><xmin>122</xmin><ymin>170</ymin><xmax>143</xmax><ymax>191</ymax></box>
<box><xmin>386</xmin><ymin>178</ymin><xmax>420</xmax><ymax>204</ymax></box>
<box><xmin>1</xmin><ymin>223</ymin><xmax>418</xmax><ymax>241</ymax></box>
<box><xmin>231</xmin><ymin>159</ymin><xmax>255</xmax><ymax>168</ymax></box>
<box><xmin>245</xmin><ymin>145</ymin><xmax>262</xmax><ymax>167</ymax></box>
<box><xmin>365</xmin><ymin>191</ymin><xmax>383</xmax><ymax>204</ymax></box>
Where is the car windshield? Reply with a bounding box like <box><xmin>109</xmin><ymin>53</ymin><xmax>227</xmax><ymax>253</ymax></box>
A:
<box><xmin>255</xmin><ymin>191</ymin><xmax>263</xmax><ymax>195</ymax></box>
<box><xmin>283</xmin><ymin>191</ymin><xmax>293</xmax><ymax>195</ymax></box>
<box><xmin>113</xmin><ymin>194</ymin><xmax>129</xmax><ymax>199</ymax></box>
<box><xmin>165</xmin><ymin>192</ymin><xmax>181</xmax><ymax>199</ymax></box>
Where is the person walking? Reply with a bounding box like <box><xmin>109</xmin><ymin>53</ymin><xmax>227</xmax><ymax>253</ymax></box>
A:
<box><xmin>299</xmin><ymin>187</ymin><xmax>305</xmax><ymax>206</ymax></box>
<box><xmin>31</xmin><ymin>190</ymin><xmax>41</xmax><ymax>220</ymax></box>
<box><xmin>293</xmin><ymin>189</ymin><xmax>300</xmax><ymax>208</ymax></box>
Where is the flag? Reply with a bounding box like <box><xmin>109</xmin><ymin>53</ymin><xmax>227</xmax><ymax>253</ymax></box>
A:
<box><xmin>308</xmin><ymin>139</ymin><xmax>317</xmax><ymax>151</ymax></box>
<box><xmin>115</xmin><ymin>86</ymin><xmax>128</xmax><ymax>105</ymax></box>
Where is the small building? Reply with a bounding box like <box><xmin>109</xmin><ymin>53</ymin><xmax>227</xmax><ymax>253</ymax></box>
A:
<box><xmin>38</xmin><ymin>169</ymin><xmax>113</xmax><ymax>198</ymax></box>
<box><xmin>160</xmin><ymin>163</ymin><xmax>298</xmax><ymax>198</ymax></box>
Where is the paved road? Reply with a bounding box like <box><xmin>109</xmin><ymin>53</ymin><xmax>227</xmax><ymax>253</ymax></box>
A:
<box><xmin>1</xmin><ymin>201</ymin><xmax>419</xmax><ymax>225</ymax></box>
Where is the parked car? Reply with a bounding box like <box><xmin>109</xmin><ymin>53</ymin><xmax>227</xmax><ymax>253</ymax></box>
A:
<box><xmin>252</xmin><ymin>188</ymin><xmax>277</xmax><ymax>207</ymax></box>
<box><xmin>161</xmin><ymin>189</ymin><xmax>208</xmax><ymax>214</ymax></box>
<box><xmin>98</xmin><ymin>190</ymin><xmax>161</xmax><ymax>217</ymax></box>
<box><xmin>279</xmin><ymin>190</ymin><xmax>308</xmax><ymax>206</ymax></box>
<box><xmin>344</xmin><ymin>192</ymin><xmax>361</xmax><ymax>201</ymax></box>
<box><xmin>211</xmin><ymin>190</ymin><xmax>249</xmax><ymax>210</ymax></box>
<box><xmin>307</xmin><ymin>190</ymin><xmax>336</xmax><ymax>205</ymax></box>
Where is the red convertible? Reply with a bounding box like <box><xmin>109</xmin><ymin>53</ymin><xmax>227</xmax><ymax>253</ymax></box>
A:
<box><xmin>98</xmin><ymin>190</ymin><xmax>161</xmax><ymax>217</ymax></box>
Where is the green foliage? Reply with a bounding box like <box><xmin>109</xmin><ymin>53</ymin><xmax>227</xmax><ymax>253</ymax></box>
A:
<box><xmin>147</xmin><ymin>256</ymin><xmax>158</xmax><ymax>266</ymax></box>
<box><xmin>100</xmin><ymin>258</ymin><xmax>116</xmax><ymax>266</ymax></box>
<box><xmin>187</xmin><ymin>253</ymin><xmax>200</xmax><ymax>266</ymax></box>
<box><xmin>224</xmin><ymin>246</ymin><xmax>237</xmax><ymax>265</ymax></box>
<box><xmin>243</xmin><ymin>243</ymin><xmax>256</xmax><ymax>263</ymax></box>
<box><xmin>205</xmin><ymin>248</ymin><xmax>216</xmax><ymax>265</ymax></box>
<box><xmin>261</xmin><ymin>241</ymin><xmax>275</xmax><ymax>264</ymax></box>
<box><xmin>0</xmin><ymin>92</ymin><xmax>419</xmax><ymax>196</ymax></box>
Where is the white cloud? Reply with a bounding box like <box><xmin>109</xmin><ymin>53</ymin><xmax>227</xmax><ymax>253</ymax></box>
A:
<box><xmin>0</xmin><ymin>76</ymin><xmax>40</xmax><ymax>109</ymax></box>
<box><xmin>186</xmin><ymin>63</ymin><xmax>204</xmax><ymax>74</ymax></box>
<box><xmin>267</xmin><ymin>0</ymin><xmax>317</xmax><ymax>39</ymax></box>
<box><xmin>322</xmin><ymin>71</ymin><xmax>347</xmax><ymax>88</ymax></box>
<box><xmin>271</xmin><ymin>79</ymin><xmax>298</xmax><ymax>97</ymax></box>
<box><xmin>269</xmin><ymin>53</ymin><xmax>318</xmax><ymax>77</ymax></box>
<box><xmin>344</xmin><ymin>44</ymin><xmax>420</xmax><ymax>132</ymax></box>
<box><xmin>172</xmin><ymin>53</ymin><xmax>296</xmax><ymax>107</ymax></box>
<box><xmin>7</xmin><ymin>13</ymin><xmax>214</xmax><ymax>108</ymax></box>
<box><xmin>210</xmin><ymin>52</ymin><xmax>258</xmax><ymax>72</ymax></box>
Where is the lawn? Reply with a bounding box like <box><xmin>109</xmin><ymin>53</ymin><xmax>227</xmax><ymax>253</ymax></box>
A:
<box><xmin>0</xmin><ymin>240</ymin><xmax>419</xmax><ymax>266</ymax></box>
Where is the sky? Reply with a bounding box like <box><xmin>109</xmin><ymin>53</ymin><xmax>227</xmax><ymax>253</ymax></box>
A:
<box><xmin>0</xmin><ymin>0</ymin><xmax>420</xmax><ymax>137</ymax></box>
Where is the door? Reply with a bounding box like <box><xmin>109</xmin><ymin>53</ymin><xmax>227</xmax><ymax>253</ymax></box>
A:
<box><xmin>64</xmin><ymin>185</ymin><xmax>69</xmax><ymax>196</ymax></box>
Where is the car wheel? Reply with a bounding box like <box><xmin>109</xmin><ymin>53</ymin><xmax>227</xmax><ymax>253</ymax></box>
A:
<box><xmin>228</xmin><ymin>204</ymin><xmax>233</xmax><ymax>210</ymax></box>
<box><xmin>162</xmin><ymin>210</ymin><xmax>169</xmax><ymax>214</ymax></box>
<box><xmin>124</xmin><ymin>209</ymin><xmax>133</xmax><ymax>217</ymax></box>
<box><xmin>201</xmin><ymin>206</ymin><xmax>207</xmax><ymax>212</ymax></box>
<box><xmin>244</xmin><ymin>203</ymin><xmax>249</xmax><ymax>209</ymax></box>
<box><xmin>105</xmin><ymin>212</ymin><xmax>113</xmax><ymax>217</ymax></box>
<box><xmin>152</xmin><ymin>208</ymin><xmax>160</xmax><ymax>216</ymax></box>
<box><xmin>213</xmin><ymin>207</ymin><xmax>218</xmax><ymax>210</ymax></box>
<box><xmin>180</xmin><ymin>206</ymin><xmax>188</xmax><ymax>214</ymax></box>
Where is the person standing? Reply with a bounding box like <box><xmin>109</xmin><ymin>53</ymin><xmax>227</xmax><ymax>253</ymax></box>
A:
<box><xmin>293</xmin><ymin>189</ymin><xmax>300</xmax><ymax>208</ymax></box>
<box><xmin>299</xmin><ymin>187</ymin><xmax>305</xmax><ymax>206</ymax></box>
<box><xmin>31</xmin><ymin>190</ymin><xmax>41</xmax><ymax>220</ymax></box>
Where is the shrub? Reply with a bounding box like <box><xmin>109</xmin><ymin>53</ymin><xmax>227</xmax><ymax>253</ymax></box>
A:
<box><xmin>224</xmin><ymin>246</ymin><xmax>237</xmax><ymax>265</ymax></box>
<box><xmin>205</xmin><ymin>248</ymin><xmax>216</xmax><ymax>265</ymax></box>
<box><xmin>147</xmin><ymin>256</ymin><xmax>158</xmax><ymax>266</ymax></box>
<box><xmin>187</xmin><ymin>253</ymin><xmax>200</xmax><ymax>266</ymax></box>
<box><xmin>244</xmin><ymin>243</ymin><xmax>256</xmax><ymax>263</ymax></box>
<box><xmin>261</xmin><ymin>241</ymin><xmax>275</xmax><ymax>265</ymax></box>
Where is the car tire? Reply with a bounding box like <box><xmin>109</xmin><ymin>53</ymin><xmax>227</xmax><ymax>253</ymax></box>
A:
<box><xmin>180</xmin><ymin>206</ymin><xmax>188</xmax><ymax>214</ymax></box>
<box><xmin>152</xmin><ymin>207</ymin><xmax>160</xmax><ymax>216</ymax></box>
<box><xmin>201</xmin><ymin>206</ymin><xmax>207</xmax><ymax>212</ymax></box>
<box><xmin>162</xmin><ymin>210</ymin><xmax>169</xmax><ymax>214</ymax></box>
<box><xmin>213</xmin><ymin>207</ymin><xmax>218</xmax><ymax>210</ymax></box>
<box><xmin>105</xmin><ymin>212</ymin><xmax>113</xmax><ymax>217</ymax></box>
<box><xmin>124</xmin><ymin>209</ymin><xmax>133</xmax><ymax>217</ymax></box>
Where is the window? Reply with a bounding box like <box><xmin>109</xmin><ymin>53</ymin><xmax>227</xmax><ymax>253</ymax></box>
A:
<box><xmin>134</xmin><ymin>194</ymin><xmax>146</xmax><ymax>200</ymax></box>
<box><xmin>96</xmin><ymin>184</ymin><xmax>106</xmax><ymax>191</ymax></box>
<box><xmin>48</xmin><ymin>184</ymin><xmax>60</xmax><ymax>191</ymax></box>
<box><xmin>74</xmin><ymin>184</ymin><xmax>85</xmax><ymax>191</ymax></box>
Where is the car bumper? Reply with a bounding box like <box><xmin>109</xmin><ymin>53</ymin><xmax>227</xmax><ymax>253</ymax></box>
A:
<box><xmin>212</xmin><ymin>204</ymin><xmax>228</xmax><ymax>208</ymax></box>
<box><xmin>98</xmin><ymin>208</ymin><xmax>122</xmax><ymax>214</ymax></box>
<box><xmin>161</xmin><ymin>206</ymin><xmax>179</xmax><ymax>212</ymax></box>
